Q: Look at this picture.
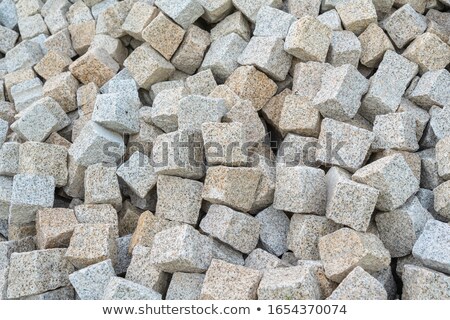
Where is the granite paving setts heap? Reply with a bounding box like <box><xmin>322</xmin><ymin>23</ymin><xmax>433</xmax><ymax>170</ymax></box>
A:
<box><xmin>0</xmin><ymin>0</ymin><xmax>449</xmax><ymax>301</ymax></box>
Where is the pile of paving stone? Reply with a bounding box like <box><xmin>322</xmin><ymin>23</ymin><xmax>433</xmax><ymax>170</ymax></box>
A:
<box><xmin>1</xmin><ymin>0</ymin><xmax>450</xmax><ymax>300</ymax></box>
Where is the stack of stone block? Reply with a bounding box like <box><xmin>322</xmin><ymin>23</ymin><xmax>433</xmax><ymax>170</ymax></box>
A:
<box><xmin>0</xmin><ymin>0</ymin><xmax>449</xmax><ymax>302</ymax></box>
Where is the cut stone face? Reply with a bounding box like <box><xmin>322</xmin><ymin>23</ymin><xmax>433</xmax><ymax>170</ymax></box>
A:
<box><xmin>257</xmin><ymin>265</ymin><xmax>322</xmax><ymax>300</ymax></box>
<box><xmin>255</xmin><ymin>206</ymin><xmax>289</xmax><ymax>256</ymax></box>
<box><xmin>375</xmin><ymin>197</ymin><xmax>433</xmax><ymax>258</ymax></box>
<box><xmin>116</xmin><ymin>152</ymin><xmax>157</xmax><ymax>199</ymax></box>
<box><xmin>84</xmin><ymin>163</ymin><xmax>122</xmax><ymax>210</ymax></box>
<box><xmin>65</xmin><ymin>223</ymin><xmax>117</xmax><ymax>270</ymax></box>
<box><xmin>327</xmin><ymin>31</ymin><xmax>361</xmax><ymax>67</ymax></box>
<box><xmin>166</xmin><ymin>272</ymin><xmax>205</xmax><ymax>300</ymax></box>
<box><xmin>244</xmin><ymin>248</ymin><xmax>287</xmax><ymax>270</ymax></box>
<box><xmin>402</xmin><ymin>265</ymin><xmax>450</xmax><ymax>300</ymax></box>
<box><xmin>232</xmin><ymin>0</ymin><xmax>282</xmax><ymax>23</ymax></box>
<box><xmin>102</xmin><ymin>277</ymin><xmax>162</xmax><ymax>300</ymax></box>
<box><xmin>327</xmin><ymin>266</ymin><xmax>388</xmax><ymax>300</ymax></box>
<box><xmin>360</xmin><ymin>50</ymin><xmax>418</xmax><ymax>122</ymax></box>
<box><xmin>287</xmin><ymin>214</ymin><xmax>340</xmax><ymax>260</ymax></box>
<box><xmin>185</xmin><ymin>70</ymin><xmax>217</xmax><ymax>96</ymax></box>
<box><xmin>36</xmin><ymin>208</ymin><xmax>78</xmax><ymax>250</ymax></box>
<box><xmin>409</xmin><ymin>69</ymin><xmax>450</xmax><ymax>109</ymax></box>
<box><xmin>69</xmin><ymin>259</ymin><xmax>115</xmax><ymax>300</ymax></box>
<box><xmin>7</xmin><ymin>248</ymin><xmax>74</xmax><ymax>299</ymax></box>
<box><xmin>149</xmin><ymin>224</ymin><xmax>213</xmax><ymax>273</ymax></box>
<box><xmin>279</xmin><ymin>94</ymin><xmax>321</xmax><ymax>137</ymax></box>
<box><xmin>178</xmin><ymin>95</ymin><xmax>227</xmax><ymax>131</ymax></box>
<box><xmin>274</xmin><ymin>165</ymin><xmax>326</xmax><ymax>215</ymax></box>
<box><xmin>125</xmin><ymin>245</ymin><xmax>169</xmax><ymax>294</ymax></box>
<box><xmin>210</xmin><ymin>11</ymin><xmax>251</xmax><ymax>42</ymax></box>
<box><xmin>9</xmin><ymin>174</ymin><xmax>55</xmax><ymax>226</ymax></box>
<box><xmin>315</xmin><ymin>119</ymin><xmax>375</xmax><ymax>172</ymax></box>
<box><xmin>352</xmin><ymin>154</ymin><xmax>419</xmax><ymax>211</ymax></box>
<box><xmin>154</xmin><ymin>0</ymin><xmax>204</xmax><ymax>29</ymax></box>
<box><xmin>200</xmin><ymin>204</ymin><xmax>261</xmax><ymax>254</ymax></box>
<box><xmin>238</xmin><ymin>36</ymin><xmax>292</xmax><ymax>81</ymax></box>
<box><xmin>326</xmin><ymin>167</ymin><xmax>379</xmax><ymax>232</ymax></box>
<box><xmin>123</xmin><ymin>43</ymin><xmax>175</xmax><ymax>90</ymax></box>
<box><xmin>312</xmin><ymin>64</ymin><xmax>369</xmax><ymax>121</ymax></box>
<box><xmin>122</xmin><ymin>2</ymin><xmax>159</xmax><ymax>41</ymax></box>
<box><xmin>358</xmin><ymin>23</ymin><xmax>394</xmax><ymax>68</ymax></box>
<box><xmin>156</xmin><ymin>174</ymin><xmax>203</xmax><ymax>225</ymax></box>
<box><xmin>253</xmin><ymin>6</ymin><xmax>296</xmax><ymax>38</ymax></box>
<box><xmin>335</xmin><ymin>0</ymin><xmax>377</xmax><ymax>35</ymax></box>
<box><xmin>284</xmin><ymin>16</ymin><xmax>332</xmax><ymax>62</ymax></box>
<box><xmin>200</xmin><ymin>259</ymin><xmax>263</xmax><ymax>300</ymax></box>
<box><xmin>412</xmin><ymin>220</ymin><xmax>450</xmax><ymax>274</ymax></box>
<box><xmin>202</xmin><ymin>166</ymin><xmax>262</xmax><ymax>212</ymax></box>
<box><xmin>318</xmin><ymin>227</ymin><xmax>391</xmax><ymax>282</ymax></box>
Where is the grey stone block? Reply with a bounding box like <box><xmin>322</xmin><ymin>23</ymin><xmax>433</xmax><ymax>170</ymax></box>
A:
<box><xmin>166</xmin><ymin>272</ymin><xmax>204</xmax><ymax>300</ymax></box>
<box><xmin>410</xmin><ymin>69</ymin><xmax>450</xmax><ymax>108</ymax></box>
<box><xmin>255</xmin><ymin>206</ymin><xmax>289</xmax><ymax>256</ymax></box>
<box><xmin>102</xmin><ymin>277</ymin><xmax>162</xmax><ymax>300</ymax></box>
<box><xmin>154</xmin><ymin>0</ymin><xmax>204</xmax><ymax>29</ymax></box>
<box><xmin>402</xmin><ymin>265</ymin><xmax>450</xmax><ymax>299</ymax></box>
<box><xmin>254</xmin><ymin>6</ymin><xmax>296</xmax><ymax>38</ymax></box>
<box><xmin>327</xmin><ymin>31</ymin><xmax>361</xmax><ymax>67</ymax></box>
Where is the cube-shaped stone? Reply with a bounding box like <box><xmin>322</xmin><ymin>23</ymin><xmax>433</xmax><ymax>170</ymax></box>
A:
<box><xmin>156</xmin><ymin>175</ymin><xmax>203</xmax><ymax>225</ymax></box>
<box><xmin>360</xmin><ymin>51</ymin><xmax>418</xmax><ymax>121</ymax></box>
<box><xmin>36</xmin><ymin>208</ymin><xmax>78</xmax><ymax>249</ymax></box>
<box><xmin>274</xmin><ymin>166</ymin><xmax>326</xmax><ymax>215</ymax></box>
<box><xmin>372</xmin><ymin>112</ymin><xmax>419</xmax><ymax>152</ymax></box>
<box><xmin>0</xmin><ymin>25</ymin><xmax>18</xmax><ymax>54</ymax></box>
<box><xmin>376</xmin><ymin>197</ymin><xmax>432</xmax><ymax>258</ymax></box>
<box><xmin>210</xmin><ymin>11</ymin><xmax>251</xmax><ymax>42</ymax></box>
<box><xmin>0</xmin><ymin>142</ymin><xmax>19</xmax><ymax>176</ymax></box>
<box><xmin>226</xmin><ymin>66</ymin><xmax>278</xmax><ymax>111</ymax></box>
<box><xmin>202</xmin><ymin>166</ymin><xmax>262</xmax><ymax>212</ymax></box>
<box><xmin>74</xmin><ymin>204</ymin><xmax>118</xmax><ymax>238</ymax></box>
<box><xmin>166</xmin><ymin>272</ymin><xmax>205</xmax><ymax>300</ymax></box>
<box><xmin>385</xmin><ymin>4</ymin><xmax>427</xmax><ymax>49</ymax></box>
<box><xmin>116</xmin><ymin>152</ymin><xmax>157</xmax><ymax>199</ymax></box>
<box><xmin>69</xmin><ymin>259</ymin><xmax>115</xmax><ymax>300</ymax></box>
<box><xmin>129</xmin><ymin>211</ymin><xmax>179</xmax><ymax>253</ymax></box>
<box><xmin>353</xmin><ymin>154</ymin><xmax>419</xmax><ymax>211</ymax></box>
<box><xmin>92</xmin><ymin>93</ymin><xmax>140</xmax><ymax>134</ymax></box>
<box><xmin>232</xmin><ymin>0</ymin><xmax>282</xmax><ymax>23</ymax></box>
<box><xmin>201</xmin><ymin>122</ymin><xmax>249</xmax><ymax>166</ymax></box>
<box><xmin>254</xmin><ymin>6</ymin><xmax>296</xmax><ymax>38</ymax></box>
<box><xmin>171</xmin><ymin>25</ymin><xmax>210</xmax><ymax>75</ymax></box>
<box><xmin>90</xmin><ymin>34</ymin><xmax>128</xmax><ymax>66</ymax></box>
<box><xmin>34</xmin><ymin>50</ymin><xmax>72</xmax><ymax>80</ymax></box>
<box><xmin>327</xmin><ymin>31</ymin><xmax>361</xmax><ymax>67</ymax></box>
<box><xmin>10</xmin><ymin>77</ymin><xmax>43</xmax><ymax>112</ymax></box>
<box><xmin>396</xmin><ymin>98</ymin><xmax>430</xmax><ymax>140</ymax></box>
<box><xmin>200</xmin><ymin>204</ymin><xmax>260</xmax><ymax>254</ymax></box>
<box><xmin>11</xmin><ymin>103</ymin><xmax>58</xmax><ymax>142</ymax></box>
<box><xmin>102</xmin><ymin>276</ymin><xmax>162</xmax><ymax>300</ymax></box>
<box><xmin>84</xmin><ymin>163</ymin><xmax>122</xmax><ymax>210</ymax></box>
<box><xmin>326</xmin><ymin>167</ymin><xmax>379</xmax><ymax>232</ymax></box>
<box><xmin>313</xmin><ymin>64</ymin><xmax>369</xmax><ymax>121</ymax></box>
<box><xmin>152</xmin><ymin>129</ymin><xmax>205</xmax><ymax>179</ymax></box>
<box><xmin>335</xmin><ymin>0</ymin><xmax>377</xmax><ymax>35</ymax></box>
<box><xmin>418</xmin><ymin>148</ymin><xmax>443</xmax><ymax>190</ymax></box>
<box><xmin>185</xmin><ymin>70</ymin><xmax>217</xmax><ymax>96</ymax></box>
<box><xmin>244</xmin><ymin>248</ymin><xmax>287</xmax><ymax>270</ymax></box>
<box><xmin>43</xmin><ymin>29</ymin><xmax>77</xmax><ymax>58</ymax></box>
<box><xmin>238</xmin><ymin>36</ymin><xmax>292</xmax><ymax>81</ymax></box>
<box><xmin>412</xmin><ymin>220</ymin><xmax>450</xmax><ymax>274</ymax></box>
<box><xmin>317</xmin><ymin>9</ymin><xmax>343</xmax><ymax>31</ymax></box>
<box><xmin>122</xmin><ymin>2</ymin><xmax>159</xmax><ymax>41</ymax></box>
<box><xmin>18</xmin><ymin>142</ymin><xmax>67</xmax><ymax>187</ymax></box>
<box><xmin>7</xmin><ymin>249</ymin><xmax>73</xmax><ymax>299</ymax></box>
<box><xmin>154</xmin><ymin>0</ymin><xmax>204</xmax><ymax>29</ymax></box>
<box><xmin>150</xmin><ymin>224</ymin><xmax>213</xmax><ymax>273</ymax></box>
<box><xmin>178</xmin><ymin>95</ymin><xmax>226</xmax><ymax>131</ymax></box>
<box><xmin>435</xmin><ymin>180</ymin><xmax>450</xmax><ymax>221</ymax></box>
<box><xmin>18</xmin><ymin>14</ymin><xmax>49</xmax><ymax>40</ymax></box>
<box><xmin>257</xmin><ymin>265</ymin><xmax>322</xmax><ymax>300</ymax></box>
<box><xmin>65</xmin><ymin>224</ymin><xmax>117</xmax><ymax>270</ymax></box>
<box><xmin>68</xmin><ymin>21</ymin><xmax>96</xmax><ymax>55</ymax></box>
<box><xmin>142</xmin><ymin>12</ymin><xmax>185</xmax><ymax>60</ymax></box>
<box><xmin>316</xmin><ymin>119</ymin><xmax>375</xmax><ymax>172</ymax></box>
<box><xmin>9</xmin><ymin>174</ymin><xmax>55</xmax><ymax>226</ymax></box>
<box><xmin>95</xmin><ymin>0</ymin><xmax>134</xmax><ymax>38</ymax></box>
<box><xmin>151</xmin><ymin>87</ymin><xmax>188</xmax><ymax>133</ymax></box>
<box><xmin>327</xmin><ymin>266</ymin><xmax>387</xmax><ymax>300</ymax></box>
<box><xmin>255</xmin><ymin>206</ymin><xmax>289</xmax><ymax>256</ymax></box>
<box><xmin>124</xmin><ymin>43</ymin><xmax>175</xmax><ymax>89</ymax></box>
<box><xmin>288</xmin><ymin>214</ymin><xmax>340</xmax><ymax>260</ymax></box>
<box><xmin>200</xmin><ymin>33</ymin><xmax>248</xmax><ymax>83</ymax></box>
<box><xmin>409</xmin><ymin>69</ymin><xmax>450</xmax><ymax>108</ymax></box>
<box><xmin>292</xmin><ymin>61</ymin><xmax>333</xmax><ymax>99</ymax></box>
<box><xmin>125</xmin><ymin>245</ymin><xmax>169</xmax><ymax>293</ymax></box>
<box><xmin>200</xmin><ymin>259</ymin><xmax>262</xmax><ymax>299</ymax></box>
<box><xmin>402</xmin><ymin>33</ymin><xmax>450</xmax><ymax>74</ymax></box>
<box><xmin>358</xmin><ymin>23</ymin><xmax>394</xmax><ymax>68</ymax></box>
<box><xmin>68</xmin><ymin>121</ymin><xmax>125</xmax><ymax>167</ymax></box>
<box><xmin>285</xmin><ymin>16</ymin><xmax>332</xmax><ymax>62</ymax></box>
<box><xmin>402</xmin><ymin>265</ymin><xmax>450</xmax><ymax>300</ymax></box>
<box><xmin>69</xmin><ymin>48</ymin><xmax>119</xmax><ymax>87</ymax></box>
<box><xmin>318</xmin><ymin>227</ymin><xmax>391</xmax><ymax>282</ymax></box>
<box><xmin>5</xmin><ymin>41</ymin><xmax>43</xmax><ymax>73</ymax></box>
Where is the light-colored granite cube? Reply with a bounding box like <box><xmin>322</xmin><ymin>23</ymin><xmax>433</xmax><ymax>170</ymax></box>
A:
<box><xmin>154</xmin><ymin>0</ymin><xmax>204</xmax><ymax>29</ymax></box>
<box><xmin>327</xmin><ymin>31</ymin><xmax>361</xmax><ymax>67</ymax></box>
<box><xmin>166</xmin><ymin>272</ymin><xmax>205</xmax><ymax>300</ymax></box>
<box><xmin>200</xmin><ymin>204</ymin><xmax>261</xmax><ymax>254</ymax></box>
<box><xmin>358</xmin><ymin>23</ymin><xmax>394</xmax><ymax>68</ymax></box>
<box><xmin>402</xmin><ymin>265</ymin><xmax>450</xmax><ymax>299</ymax></box>
<box><xmin>84</xmin><ymin>163</ymin><xmax>122</xmax><ymax>210</ymax></box>
<box><xmin>36</xmin><ymin>208</ymin><xmax>78</xmax><ymax>250</ymax></box>
<box><xmin>409</xmin><ymin>69</ymin><xmax>450</xmax><ymax>108</ymax></box>
<box><xmin>335</xmin><ymin>0</ymin><xmax>377</xmax><ymax>35</ymax></box>
<box><xmin>102</xmin><ymin>277</ymin><xmax>162</xmax><ymax>300</ymax></box>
